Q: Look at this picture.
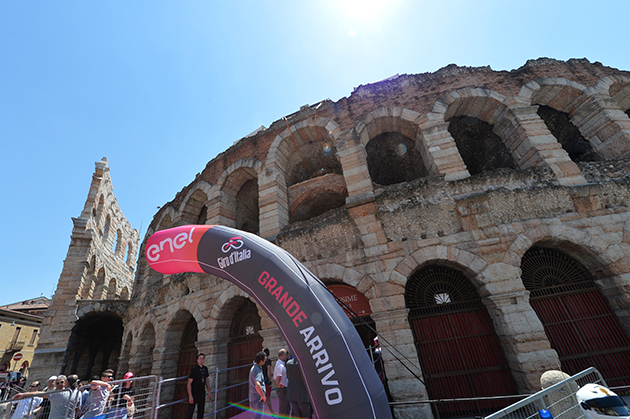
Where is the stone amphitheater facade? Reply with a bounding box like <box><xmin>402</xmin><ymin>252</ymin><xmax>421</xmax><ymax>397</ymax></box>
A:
<box><xmin>33</xmin><ymin>58</ymin><xmax>630</xmax><ymax>419</ymax></box>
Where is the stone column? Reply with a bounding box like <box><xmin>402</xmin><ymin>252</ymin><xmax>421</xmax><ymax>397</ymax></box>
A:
<box><xmin>482</xmin><ymin>290</ymin><xmax>561</xmax><ymax>392</ymax></box>
<box><xmin>371</xmin><ymin>309</ymin><xmax>434</xmax><ymax>419</ymax></box>
<box><xmin>417</xmin><ymin>123</ymin><xmax>469</xmax><ymax>181</ymax></box>
<box><xmin>258</xmin><ymin>163</ymin><xmax>288</xmax><ymax>238</ymax></box>
<box><xmin>568</xmin><ymin>92</ymin><xmax>630</xmax><ymax>159</ymax></box>
<box><xmin>494</xmin><ymin>106</ymin><xmax>586</xmax><ymax>186</ymax></box>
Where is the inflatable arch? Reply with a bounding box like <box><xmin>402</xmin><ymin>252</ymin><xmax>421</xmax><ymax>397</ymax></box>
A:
<box><xmin>146</xmin><ymin>225</ymin><xmax>392</xmax><ymax>419</ymax></box>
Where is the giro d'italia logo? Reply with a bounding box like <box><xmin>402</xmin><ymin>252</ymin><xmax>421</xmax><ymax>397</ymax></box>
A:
<box><xmin>221</xmin><ymin>236</ymin><xmax>244</xmax><ymax>253</ymax></box>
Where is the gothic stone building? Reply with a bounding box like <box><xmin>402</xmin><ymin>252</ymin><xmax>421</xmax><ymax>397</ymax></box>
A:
<box><xmin>32</xmin><ymin>58</ymin><xmax>630</xmax><ymax>419</ymax></box>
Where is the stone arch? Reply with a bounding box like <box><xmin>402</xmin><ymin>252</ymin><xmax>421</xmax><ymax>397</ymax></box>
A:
<box><xmin>136</xmin><ymin>322</ymin><xmax>156</xmax><ymax>377</ymax></box>
<box><xmin>504</xmin><ymin>225</ymin><xmax>612</xmax><ymax>277</ymax></box>
<box><xmin>433</xmin><ymin>88</ymin><xmax>510</xmax><ymax>124</ymax></box>
<box><xmin>596</xmin><ymin>74</ymin><xmax>630</xmax><ymax>115</ymax></box>
<box><xmin>390</xmin><ymin>246</ymin><xmax>488</xmax><ymax>291</ymax></box>
<box><xmin>63</xmin><ymin>310</ymin><xmax>124</xmax><ymax>379</ymax></box>
<box><xmin>354</xmin><ymin>107</ymin><xmax>429</xmax><ymax>185</ymax></box>
<box><xmin>120</xmin><ymin>286</ymin><xmax>129</xmax><ymax>300</ymax></box>
<box><xmin>179</xmin><ymin>181</ymin><xmax>212</xmax><ymax>225</ymax></box>
<box><xmin>94</xmin><ymin>268</ymin><xmax>106</xmax><ymax>300</ymax></box>
<box><xmin>517</xmin><ymin>78</ymin><xmax>587</xmax><ymax>111</ymax></box>
<box><xmin>81</xmin><ymin>255</ymin><xmax>98</xmax><ymax>299</ymax></box>
<box><xmin>308</xmin><ymin>264</ymin><xmax>374</xmax><ymax>294</ymax></box>
<box><xmin>405</xmin><ymin>262</ymin><xmax>518</xmax><ymax>417</ymax></box>
<box><xmin>261</xmin><ymin>118</ymin><xmax>343</xmax><ymax>233</ymax></box>
<box><xmin>520</xmin><ymin>245</ymin><xmax>630</xmax><ymax>387</ymax></box>
<box><xmin>213</xmin><ymin>159</ymin><xmax>262</xmax><ymax>232</ymax></box>
<box><xmin>106</xmin><ymin>278</ymin><xmax>117</xmax><ymax>299</ymax></box>
<box><xmin>103</xmin><ymin>214</ymin><xmax>112</xmax><ymax>242</ymax></box>
<box><xmin>114</xmin><ymin>229</ymin><xmax>123</xmax><ymax>255</ymax></box>
<box><xmin>95</xmin><ymin>194</ymin><xmax>105</xmax><ymax>228</ymax></box>
<box><xmin>434</xmin><ymin>88</ymin><xmax>516</xmax><ymax>175</ymax></box>
<box><xmin>125</xmin><ymin>242</ymin><xmax>134</xmax><ymax>265</ymax></box>
<box><xmin>523</xmin><ymin>79</ymin><xmax>598</xmax><ymax>163</ymax></box>
<box><xmin>289</xmin><ymin>173</ymin><xmax>347</xmax><ymax>222</ymax></box>
<box><xmin>266</xmin><ymin>117</ymin><xmax>342</xmax><ymax>187</ymax></box>
<box><xmin>156</xmin><ymin>207</ymin><xmax>177</xmax><ymax>231</ymax></box>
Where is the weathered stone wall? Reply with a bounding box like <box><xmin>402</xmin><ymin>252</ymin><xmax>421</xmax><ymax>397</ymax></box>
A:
<box><xmin>31</xmin><ymin>158</ymin><xmax>139</xmax><ymax>382</ymax></box>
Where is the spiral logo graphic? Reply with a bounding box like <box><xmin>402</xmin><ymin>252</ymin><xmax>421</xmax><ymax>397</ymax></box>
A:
<box><xmin>221</xmin><ymin>236</ymin><xmax>244</xmax><ymax>253</ymax></box>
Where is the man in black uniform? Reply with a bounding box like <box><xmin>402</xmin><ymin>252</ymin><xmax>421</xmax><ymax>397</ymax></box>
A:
<box><xmin>187</xmin><ymin>353</ymin><xmax>211</xmax><ymax>419</ymax></box>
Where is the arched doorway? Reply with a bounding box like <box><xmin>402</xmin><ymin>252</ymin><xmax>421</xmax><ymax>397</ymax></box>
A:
<box><xmin>226</xmin><ymin>299</ymin><xmax>262</xmax><ymax>417</ymax></box>
<box><xmin>63</xmin><ymin>311</ymin><xmax>123</xmax><ymax>380</ymax></box>
<box><xmin>521</xmin><ymin>246</ymin><xmax>630</xmax><ymax>387</ymax></box>
<box><xmin>406</xmin><ymin>265</ymin><xmax>517</xmax><ymax>418</ymax></box>
<box><xmin>172</xmin><ymin>317</ymin><xmax>198</xmax><ymax>419</ymax></box>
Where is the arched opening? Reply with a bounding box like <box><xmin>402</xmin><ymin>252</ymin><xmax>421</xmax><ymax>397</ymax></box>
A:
<box><xmin>63</xmin><ymin>311</ymin><xmax>123</xmax><ymax>380</ymax></box>
<box><xmin>94</xmin><ymin>268</ymin><xmax>106</xmax><ymax>299</ymax></box>
<box><xmin>173</xmin><ymin>317</ymin><xmax>199</xmax><ymax>419</ymax></box>
<box><xmin>365</xmin><ymin>131</ymin><xmax>427</xmax><ymax>186</ymax></box>
<box><xmin>107</xmin><ymin>278</ymin><xmax>117</xmax><ymax>300</ymax></box>
<box><xmin>103</xmin><ymin>215</ymin><xmax>112</xmax><ymax>242</ymax></box>
<box><xmin>125</xmin><ymin>243</ymin><xmax>133</xmax><ymax>265</ymax></box>
<box><xmin>289</xmin><ymin>174</ymin><xmax>347</xmax><ymax>222</ymax></box>
<box><xmin>447</xmin><ymin>116</ymin><xmax>516</xmax><ymax>175</ymax></box>
<box><xmin>521</xmin><ymin>246</ymin><xmax>630</xmax><ymax>387</ymax></box>
<box><xmin>96</xmin><ymin>195</ymin><xmax>105</xmax><ymax>233</ymax></box>
<box><xmin>235</xmin><ymin>178</ymin><xmax>259</xmax><ymax>234</ymax></box>
<box><xmin>81</xmin><ymin>256</ymin><xmax>97</xmax><ymax>299</ymax></box>
<box><xmin>120</xmin><ymin>287</ymin><xmax>129</xmax><ymax>300</ymax></box>
<box><xmin>406</xmin><ymin>265</ymin><xmax>517</xmax><ymax>418</ymax></box>
<box><xmin>285</xmin><ymin>129</ymin><xmax>342</xmax><ymax>187</ymax></box>
<box><xmin>113</xmin><ymin>230</ymin><xmax>122</xmax><ymax>254</ymax></box>
<box><xmin>536</xmin><ymin>106</ymin><xmax>600</xmax><ymax>162</ymax></box>
<box><xmin>180</xmin><ymin>190</ymin><xmax>208</xmax><ymax>225</ymax></box>
<box><xmin>226</xmin><ymin>299</ymin><xmax>262</xmax><ymax>416</ymax></box>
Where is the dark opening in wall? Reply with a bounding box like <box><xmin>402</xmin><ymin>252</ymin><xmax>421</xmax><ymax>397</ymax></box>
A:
<box><xmin>64</xmin><ymin>311</ymin><xmax>123</xmax><ymax>380</ymax></box>
<box><xmin>286</xmin><ymin>141</ymin><xmax>342</xmax><ymax>186</ymax></box>
<box><xmin>625</xmin><ymin>109</ymin><xmax>630</xmax><ymax>119</ymax></box>
<box><xmin>447</xmin><ymin>116</ymin><xmax>515</xmax><ymax>176</ymax></box>
<box><xmin>236</xmin><ymin>178</ymin><xmax>259</xmax><ymax>234</ymax></box>
<box><xmin>366</xmin><ymin>131</ymin><xmax>426</xmax><ymax>186</ymax></box>
<box><xmin>536</xmin><ymin>105</ymin><xmax>601</xmax><ymax>162</ymax></box>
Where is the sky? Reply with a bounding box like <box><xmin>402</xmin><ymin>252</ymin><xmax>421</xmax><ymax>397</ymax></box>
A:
<box><xmin>1</xmin><ymin>0</ymin><xmax>629</xmax><ymax>306</ymax></box>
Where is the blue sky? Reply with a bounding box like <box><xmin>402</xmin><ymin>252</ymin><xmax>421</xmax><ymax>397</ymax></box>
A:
<box><xmin>1</xmin><ymin>0</ymin><xmax>629</xmax><ymax>306</ymax></box>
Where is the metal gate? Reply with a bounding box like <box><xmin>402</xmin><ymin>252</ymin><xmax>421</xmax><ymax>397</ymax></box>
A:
<box><xmin>522</xmin><ymin>247</ymin><xmax>630</xmax><ymax>390</ymax></box>
<box><xmin>406</xmin><ymin>265</ymin><xmax>517</xmax><ymax>418</ymax></box>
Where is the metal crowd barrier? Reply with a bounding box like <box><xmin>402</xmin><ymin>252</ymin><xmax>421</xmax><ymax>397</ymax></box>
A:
<box><xmin>484</xmin><ymin>367</ymin><xmax>606</xmax><ymax>419</ymax></box>
<box><xmin>0</xmin><ymin>375</ymin><xmax>158</xmax><ymax>419</ymax></box>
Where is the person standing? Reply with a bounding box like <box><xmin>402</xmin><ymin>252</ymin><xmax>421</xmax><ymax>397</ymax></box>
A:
<box><xmin>286</xmin><ymin>358</ymin><xmax>311</xmax><ymax>419</ymax></box>
<box><xmin>261</xmin><ymin>348</ymin><xmax>275</xmax><ymax>416</ymax></box>
<box><xmin>186</xmin><ymin>354</ymin><xmax>210</xmax><ymax>419</ymax></box>
<box><xmin>31</xmin><ymin>376</ymin><xmax>56</xmax><ymax>419</ymax></box>
<box><xmin>273</xmin><ymin>348</ymin><xmax>290</xmax><ymax>417</ymax></box>
<box><xmin>108</xmin><ymin>372</ymin><xmax>135</xmax><ymax>419</ymax></box>
<box><xmin>14</xmin><ymin>375</ymin><xmax>74</xmax><ymax>419</ymax></box>
<box><xmin>79</xmin><ymin>371</ymin><xmax>113</xmax><ymax>419</ymax></box>
<box><xmin>10</xmin><ymin>381</ymin><xmax>42</xmax><ymax>419</ymax></box>
<box><xmin>248</xmin><ymin>352</ymin><xmax>267</xmax><ymax>419</ymax></box>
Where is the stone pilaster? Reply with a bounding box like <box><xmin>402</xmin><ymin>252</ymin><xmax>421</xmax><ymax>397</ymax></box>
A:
<box><xmin>417</xmin><ymin>123</ymin><xmax>469</xmax><ymax>181</ymax></box>
<box><xmin>482</xmin><ymin>290</ymin><xmax>560</xmax><ymax>392</ymax></box>
<box><xmin>494</xmin><ymin>106</ymin><xmax>586</xmax><ymax>185</ymax></box>
<box><xmin>371</xmin><ymin>309</ymin><xmax>434</xmax><ymax>419</ymax></box>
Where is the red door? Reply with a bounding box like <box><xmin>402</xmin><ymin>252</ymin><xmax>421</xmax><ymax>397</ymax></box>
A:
<box><xmin>226</xmin><ymin>340</ymin><xmax>262</xmax><ymax>417</ymax></box>
<box><xmin>173</xmin><ymin>348</ymin><xmax>197</xmax><ymax>419</ymax></box>
<box><xmin>531</xmin><ymin>289</ymin><xmax>630</xmax><ymax>387</ymax></box>
<box><xmin>522</xmin><ymin>246</ymin><xmax>630</xmax><ymax>393</ymax></box>
<box><xmin>406</xmin><ymin>265</ymin><xmax>517</xmax><ymax>418</ymax></box>
<box><xmin>410</xmin><ymin>309</ymin><xmax>517</xmax><ymax>417</ymax></box>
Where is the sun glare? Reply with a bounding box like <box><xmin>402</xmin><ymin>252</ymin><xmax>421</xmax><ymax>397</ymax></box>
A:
<box><xmin>338</xmin><ymin>0</ymin><xmax>389</xmax><ymax>21</ymax></box>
